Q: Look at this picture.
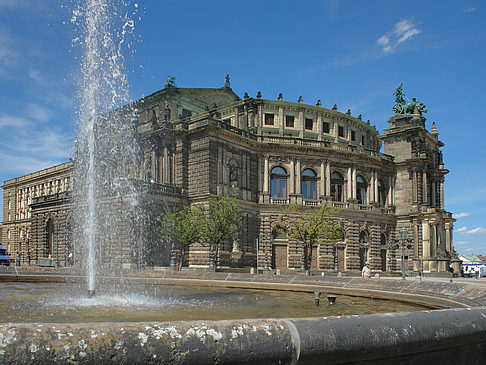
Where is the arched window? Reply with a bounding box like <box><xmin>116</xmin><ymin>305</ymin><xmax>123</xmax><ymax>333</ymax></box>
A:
<box><xmin>302</xmin><ymin>169</ymin><xmax>317</xmax><ymax>200</ymax></box>
<box><xmin>357</xmin><ymin>175</ymin><xmax>367</xmax><ymax>204</ymax></box>
<box><xmin>272</xmin><ymin>226</ymin><xmax>286</xmax><ymax>239</ymax></box>
<box><xmin>381</xmin><ymin>233</ymin><xmax>387</xmax><ymax>245</ymax></box>
<box><xmin>330</xmin><ymin>172</ymin><xmax>344</xmax><ymax>202</ymax></box>
<box><xmin>378</xmin><ymin>179</ymin><xmax>386</xmax><ymax>207</ymax></box>
<box><xmin>271</xmin><ymin>167</ymin><xmax>287</xmax><ymax>198</ymax></box>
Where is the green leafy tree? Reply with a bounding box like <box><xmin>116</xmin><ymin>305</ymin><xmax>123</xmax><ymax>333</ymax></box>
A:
<box><xmin>273</xmin><ymin>204</ymin><xmax>343</xmax><ymax>271</ymax></box>
<box><xmin>159</xmin><ymin>204</ymin><xmax>204</xmax><ymax>270</ymax></box>
<box><xmin>199</xmin><ymin>195</ymin><xmax>241</xmax><ymax>269</ymax></box>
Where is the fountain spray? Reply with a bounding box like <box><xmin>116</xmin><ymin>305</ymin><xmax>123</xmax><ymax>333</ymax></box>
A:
<box><xmin>73</xmin><ymin>0</ymin><xmax>138</xmax><ymax>297</ymax></box>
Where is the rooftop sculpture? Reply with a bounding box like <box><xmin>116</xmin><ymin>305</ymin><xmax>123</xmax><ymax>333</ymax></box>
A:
<box><xmin>392</xmin><ymin>83</ymin><xmax>427</xmax><ymax>115</ymax></box>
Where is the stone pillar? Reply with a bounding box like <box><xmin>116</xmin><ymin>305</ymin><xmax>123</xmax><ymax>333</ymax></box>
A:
<box><xmin>422</xmin><ymin>221</ymin><xmax>430</xmax><ymax>259</ymax></box>
<box><xmin>347</xmin><ymin>167</ymin><xmax>352</xmax><ymax>200</ymax></box>
<box><xmin>445</xmin><ymin>222</ymin><xmax>453</xmax><ymax>253</ymax></box>
<box><xmin>387</xmin><ymin>176</ymin><xmax>392</xmax><ymax>206</ymax></box>
<box><xmin>423</xmin><ymin>172</ymin><xmax>428</xmax><ymax>204</ymax></box>
<box><xmin>374</xmin><ymin>171</ymin><xmax>378</xmax><ymax>203</ymax></box>
<box><xmin>412</xmin><ymin>170</ymin><xmax>417</xmax><ymax>203</ymax></box>
<box><xmin>278</xmin><ymin>107</ymin><xmax>284</xmax><ymax>136</ymax></box>
<box><xmin>352</xmin><ymin>166</ymin><xmax>357</xmax><ymax>200</ymax></box>
<box><xmin>296</xmin><ymin>160</ymin><xmax>301</xmax><ymax>194</ymax></box>
<box><xmin>258</xmin><ymin>156</ymin><xmax>262</xmax><ymax>193</ymax></box>
<box><xmin>431</xmin><ymin>181</ymin><xmax>436</xmax><ymax>207</ymax></box>
<box><xmin>320</xmin><ymin>161</ymin><xmax>325</xmax><ymax>197</ymax></box>
<box><xmin>263</xmin><ymin>156</ymin><xmax>269</xmax><ymax>193</ymax></box>
<box><xmin>257</xmin><ymin>105</ymin><xmax>262</xmax><ymax>135</ymax></box>
<box><xmin>289</xmin><ymin>159</ymin><xmax>295</xmax><ymax>195</ymax></box>
<box><xmin>325</xmin><ymin>161</ymin><xmax>331</xmax><ymax>197</ymax></box>
<box><xmin>163</xmin><ymin>146</ymin><xmax>168</xmax><ymax>184</ymax></box>
<box><xmin>440</xmin><ymin>180</ymin><xmax>444</xmax><ymax>210</ymax></box>
<box><xmin>298</xmin><ymin>110</ymin><xmax>304</xmax><ymax>138</ymax></box>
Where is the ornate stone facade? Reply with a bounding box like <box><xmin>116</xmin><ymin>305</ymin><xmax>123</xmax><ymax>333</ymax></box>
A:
<box><xmin>1</xmin><ymin>81</ymin><xmax>456</xmax><ymax>273</ymax></box>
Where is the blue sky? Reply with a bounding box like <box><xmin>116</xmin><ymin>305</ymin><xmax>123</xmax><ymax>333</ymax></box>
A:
<box><xmin>0</xmin><ymin>0</ymin><xmax>485</xmax><ymax>254</ymax></box>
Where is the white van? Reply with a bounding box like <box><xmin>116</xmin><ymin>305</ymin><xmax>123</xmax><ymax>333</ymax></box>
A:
<box><xmin>0</xmin><ymin>245</ymin><xmax>10</xmax><ymax>266</ymax></box>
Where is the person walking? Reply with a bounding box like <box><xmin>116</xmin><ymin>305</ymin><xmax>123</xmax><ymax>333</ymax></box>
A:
<box><xmin>362</xmin><ymin>262</ymin><xmax>371</xmax><ymax>279</ymax></box>
<box><xmin>16</xmin><ymin>252</ymin><xmax>21</xmax><ymax>266</ymax></box>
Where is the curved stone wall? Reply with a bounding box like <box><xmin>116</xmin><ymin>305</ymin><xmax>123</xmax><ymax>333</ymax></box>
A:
<box><xmin>1</xmin><ymin>269</ymin><xmax>486</xmax><ymax>363</ymax></box>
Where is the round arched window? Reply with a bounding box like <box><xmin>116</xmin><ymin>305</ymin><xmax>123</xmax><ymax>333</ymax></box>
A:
<box><xmin>357</xmin><ymin>175</ymin><xmax>367</xmax><ymax>204</ymax></box>
<box><xmin>271</xmin><ymin>167</ymin><xmax>287</xmax><ymax>198</ymax></box>
<box><xmin>302</xmin><ymin>169</ymin><xmax>317</xmax><ymax>200</ymax></box>
<box><xmin>330</xmin><ymin>172</ymin><xmax>344</xmax><ymax>202</ymax></box>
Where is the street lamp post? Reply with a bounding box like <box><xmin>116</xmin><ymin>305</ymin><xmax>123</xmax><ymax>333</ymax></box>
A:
<box><xmin>55</xmin><ymin>219</ymin><xmax>60</xmax><ymax>268</ymax></box>
<box><xmin>393</xmin><ymin>227</ymin><xmax>413</xmax><ymax>280</ymax></box>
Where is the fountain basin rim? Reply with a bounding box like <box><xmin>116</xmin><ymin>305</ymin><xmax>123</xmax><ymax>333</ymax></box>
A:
<box><xmin>0</xmin><ymin>270</ymin><xmax>476</xmax><ymax>310</ymax></box>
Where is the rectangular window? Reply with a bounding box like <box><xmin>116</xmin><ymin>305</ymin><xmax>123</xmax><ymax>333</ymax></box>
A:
<box><xmin>338</xmin><ymin>126</ymin><xmax>344</xmax><ymax>137</ymax></box>
<box><xmin>285</xmin><ymin>115</ymin><xmax>294</xmax><ymax>127</ymax></box>
<box><xmin>351</xmin><ymin>130</ymin><xmax>356</xmax><ymax>141</ymax></box>
<box><xmin>305</xmin><ymin>118</ymin><xmax>313</xmax><ymax>130</ymax></box>
<box><xmin>361</xmin><ymin>135</ymin><xmax>365</xmax><ymax>145</ymax></box>
<box><xmin>264</xmin><ymin>113</ymin><xmax>274</xmax><ymax>125</ymax></box>
<box><xmin>322</xmin><ymin>122</ymin><xmax>330</xmax><ymax>134</ymax></box>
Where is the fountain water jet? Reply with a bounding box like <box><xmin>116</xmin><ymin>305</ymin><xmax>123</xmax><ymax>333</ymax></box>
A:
<box><xmin>73</xmin><ymin>0</ymin><xmax>138</xmax><ymax>296</ymax></box>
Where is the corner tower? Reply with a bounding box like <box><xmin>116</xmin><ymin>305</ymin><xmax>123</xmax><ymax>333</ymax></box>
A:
<box><xmin>380</xmin><ymin>84</ymin><xmax>456</xmax><ymax>273</ymax></box>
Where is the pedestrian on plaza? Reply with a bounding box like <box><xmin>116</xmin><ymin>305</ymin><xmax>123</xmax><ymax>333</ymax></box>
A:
<box><xmin>362</xmin><ymin>262</ymin><xmax>371</xmax><ymax>279</ymax></box>
<box><xmin>16</xmin><ymin>252</ymin><xmax>21</xmax><ymax>266</ymax></box>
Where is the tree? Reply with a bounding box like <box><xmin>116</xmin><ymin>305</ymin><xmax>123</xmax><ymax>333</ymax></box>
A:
<box><xmin>159</xmin><ymin>204</ymin><xmax>204</xmax><ymax>270</ymax></box>
<box><xmin>273</xmin><ymin>204</ymin><xmax>343</xmax><ymax>271</ymax></box>
<box><xmin>199</xmin><ymin>195</ymin><xmax>241</xmax><ymax>270</ymax></box>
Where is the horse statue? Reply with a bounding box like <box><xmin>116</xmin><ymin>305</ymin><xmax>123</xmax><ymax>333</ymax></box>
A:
<box><xmin>392</xmin><ymin>83</ymin><xmax>427</xmax><ymax>115</ymax></box>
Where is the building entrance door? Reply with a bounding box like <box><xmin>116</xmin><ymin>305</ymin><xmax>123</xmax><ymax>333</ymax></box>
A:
<box><xmin>337</xmin><ymin>247</ymin><xmax>345</xmax><ymax>271</ymax></box>
<box><xmin>310</xmin><ymin>246</ymin><xmax>318</xmax><ymax>270</ymax></box>
<box><xmin>380</xmin><ymin>249</ymin><xmax>387</xmax><ymax>271</ymax></box>
<box><xmin>273</xmin><ymin>244</ymin><xmax>287</xmax><ymax>269</ymax></box>
<box><xmin>359</xmin><ymin>247</ymin><xmax>366</xmax><ymax>269</ymax></box>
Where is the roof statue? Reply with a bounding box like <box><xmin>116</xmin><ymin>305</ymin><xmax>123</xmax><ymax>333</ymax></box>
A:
<box><xmin>165</xmin><ymin>75</ymin><xmax>176</xmax><ymax>87</ymax></box>
<box><xmin>392</xmin><ymin>83</ymin><xmax>428</xmax><ymax>115</ymax></box>
<box><xmin>224</xmin><ymin>73</ymin><xmax>231</xmax><ymax>88</ymax></box>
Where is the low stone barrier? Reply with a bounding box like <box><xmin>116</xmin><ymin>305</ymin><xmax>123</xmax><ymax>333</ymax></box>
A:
<box><xmin>1</xmin><ymin>307</ymin><xmax>485</xmax><ymax>364</ymax></box>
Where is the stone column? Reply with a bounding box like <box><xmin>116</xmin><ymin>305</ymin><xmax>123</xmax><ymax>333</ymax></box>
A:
<box><xmin>445</xmin><ymin>222</ymin><xmax>453</xmax><ymax>253</ymax></box>
<box><xmin>352</xmin><ymin>166</ymin><xmax>357</xmax><ymax>199</ymax></box>
<box><xmin>374</xmin><ymin>171</ymin><xmax>378</xmax><ymax>203</ymax></box>
<box><xmin>325</xmin><ymin>161</ymin><xmax>331</xmax><ymax>197</ymax></box>
<box><xmin>263</xmin><ymin>156</ymin><xmax>269</xmax><ymax>193</ymax></box>
<box><xmin>347</xmin><ymin>167</ymin><xmax>352</xmax><ymax>200</ymax></box>
<box><xmin>422</xmin><ymin>221</ymin><xmax>430</xmax><ymax>259</ymax></box>
<box><xmin>258</xmin><ymin>156</ymin><xmax>262</xmax><ymax>193</ymax></box>
<box><xmin>431</xmin><ymin>181</ymin><xmax>436</xmax><ymax>207</ymax></box>
<box><xmin>296</xmin><ymin>160</ymin><xmax>301</xmax><ymax>194</ymax></box>
<box><xmin>440</xmin><ymin>180</ymin><xmax>444</xmax><ymax>210</ymax></box>
<box><xmin>423</xmin><ymin>172</ymin><xmax>428</xmax><ymax>204</ymax></box>
<box><xmin>298</xmin><ymin>110</ymin><xmax>304</xmax><ymax>138</ymax></box>
<box><xmin>289</xmin><ymin>159</ymin><xmax>295</xmax><ymax>195</ymax></box>
<box><xmin>278</xmin><ymin>107</ymin><xmax>284</xmax><ymax>136</ymax></box>
<box><xmin>320</xmin><ymin>161</ymin><xmax>325</xmax><ymax>198</ymax></box>
<box><xmin>388</xmin><ymin>176</ymin><xmax>393</xmax><ymax>206</ymax></box>
<box><xmin>163</xmin><ymin>146</ymin><xmax>168</xmax><ymax>183</ymax></box>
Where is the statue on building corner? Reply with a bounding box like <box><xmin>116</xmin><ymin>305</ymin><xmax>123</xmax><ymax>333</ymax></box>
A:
<box><xmin>224</xmin><ymin>74</ymin><xmax>231</xmax><ymax>88</ymax></box>
<box><xmin>392</xmin><ymin>83</ymin><xmax>428</xmax><ymax>116</ymax></box>
<box><xmin>165</xmin><ymin>75</ymin><xmax>176</xmax><ymax>88</ymax></box>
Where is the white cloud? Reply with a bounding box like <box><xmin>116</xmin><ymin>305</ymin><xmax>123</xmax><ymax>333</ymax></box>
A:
<box><xmin>377</xmin><ymin>19</ymin><xmax>422</xmax><ymax>53</ymax></box>
<box><xmin>455</xmin><ymin>227</ymin><xmax>468</xmax><ymax>233</ymax></box>
<box><xmin>0</xmin><ymin>115</ymin><xmax>31</xmax><ymax>128</ymax></box>
<box><xmin>26</xmin><ymin>103</ymin><xmax>54</xmax><ymax>123</ymax></box>
<box><xmin>462</xmin><ymin>6</ymin><xmax>478</xmax><ymax>13</ymax></box>
<box><xmin>463</xmin><ymin>227</ymin><xmax>486</xmax><ymax>235</ymax></box>
<box><xmin>454</xmin><ymin>241</ymin><xmax>470</xmax><ymax>245</ymax></box>
<box><xmin>454</xmin><ymin>212</ymin><xmax>471</xmax><ymax>219</ymax></box>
